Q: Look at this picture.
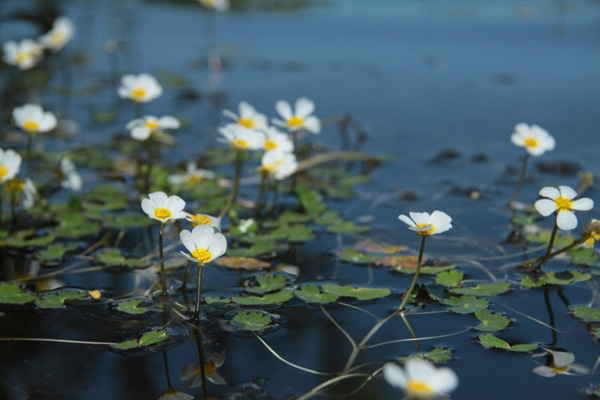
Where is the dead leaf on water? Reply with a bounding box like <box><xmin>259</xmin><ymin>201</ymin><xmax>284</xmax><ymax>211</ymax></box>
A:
<box><xmin>214</xmin><ymin>256</ymin><xmax>271</xmax><ymax>270</ymax></box>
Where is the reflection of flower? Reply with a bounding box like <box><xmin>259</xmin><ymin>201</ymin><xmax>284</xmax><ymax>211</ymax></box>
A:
<box><xmin>158</xmin><ymin>390</ymin><xmax>193</xmax><ymax>400</ymax></box>
<box><xmin>218</xmin><ymin>124</ymin><xmax>265</xmax><ymax>151</ymax></box>
<box><xmin>272</xmin><ymin>97</ymin><xmax>321</xmax><ymax>134</ymax></box>
<box><xmin>180</xmin><ymin>225</ymin><xmax>227</xmax><ymax>264</ymax></box>
<box><xmin>126</xmin><ymin>115</ymin><xmax>180</xmax><ymax>141</ymax></box>
<box><xmin>511</xmin><ymin>123</ymin><xmax>555</xmax><ymax>156</ymax></box>
<box><xmin>3</xmin><ymin>39</ymin><xmax>43</xmax><ymax>70</ymax></box>
<box><xmin>187</xmin><ymin>213</ymin><xmax>221</xmax><ymax>231</ymax></box>
<box><xmin>263</xmin><ymin>126</ymin><xmax>294</xmax><ymax>153</ymax></box>
<box><xmin>168</xmin><ymin>162</ymin><xmax>215</xmax><ymax>186</ymax></box>
<box><xmin>118</xmin><ymin>74</ymin><xmax>163</xmax><ymax>103</ymax></box>
<box><xmin>141</xmin><ymin>192</ymin><xmax>187</xmax><ymax>223</ymax></box>
<box><xmin>398</xmin><ymin>211</ymin><xmax>452</xmax><ymax>236</ymax></box>
<box><xmin>534</xmin><ymin>186</ymin><xmax>593</xmax><ymax>231</ymax></box>
<box><xmin>260</xmin><ymin>150</ymin><xmax>298</xmax><ymax>180</ymax></box>
<box><xmin>39</xmin><ymin>17</ymin><xmax>75</xmax><ymax>52</ymax></box>
<box><xmin>60</xmin><ymin>157</ymin><xmax>82</xmax><ymax>191</ymax></box>
<box><xmin>223</xmin><ymin>101</ymin><xmax>267</xmax><ymax>130</ymax></box>
<box><xmin>0</xmin><ymin>149</ymin><xmax>22</xmax><ymax>183</ymax></box>
<box><xmin>181</xmin><ymin>353</ymin><xmax>227</xmax><ymax>386</ymax></box>
<box><xmin>533</xmin><ymin>349</ymin><xmax>589</xmax><ymax>377</ymax></box>
<box><xmin>198</xmin><ymin>0</ymin><xmax>230</xmax><ymax>12</ymax></box>
<box><xmin>384</xmin><ymin>359</ymin><xmax>458</xmax><ymax>399</ymax></box>
<box><xmin>13</xmin><ymin>104</ymin><xmax>57</xmax><ymax>135</ymax></box>
<box><xmin>5</xmin><ymin>178</ymin><xmax>37</xmax><ymax>209</ymax></box>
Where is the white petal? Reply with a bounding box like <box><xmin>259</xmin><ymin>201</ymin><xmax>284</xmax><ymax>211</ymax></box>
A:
<box><xmin>383</xmin><ymin>363</ymin><xmax>407</xmax><ymax>389</ymax></box>
<box><xmin>533</xmin><ymin>365</ymin><xmax>556</xmax><ymax>377</ymax></box>
<box><xmin>548</xmin><ymin>350</ymin><xmax>575</xmax><ymax>368</ymax></box>
<box><xmin>131</xmin><ymin>126</ymin><xmax>151</xmax><ymax>140</ymax></box>
<box><xmin>571</xmin><ymin>197</ymin><xmax>593</xmax><ymax>211</ymax></box>
<box><xmin>141</xmin><ymin>199</ymin><xmax>155</xmax><ymax>216</ymax></box>
<box><xmin>534</xmin><ymin>199</ymin><xmax>557</xmax><ymax>217</ymax></box>
<box><xmin>405</xmin><ymin>359</ymin><xmax>437</xmax><ymax>381</ymax></box>
<box><xmin>539</xmin><ymin>186</ymin><xmax>560</xmax><ymax>200</ymax></box>
<box><xmin>192</xmin><ymin>225</ymin><xmax>214</xmax><ymax>249</ymax></box>
<box><xmin>180</xmin><ymin>363</ymin><xmax>197</xmax><ymax>381</ymax></box>
<box><xmin>275</xmin><ymin>101</ymin><xmax>292</xmax><ymax>120</ymax></box>
<box><xmin>558</xmin><ymin>185</ymin><xmax>577</xmax><ymax>200</ymax></box>
<box><xmin>510</xmin><ymin>133</ymin><xmax>525</xmax><ymax>147</ymax></box>
<box><xmin>180</xmin><ymin>251</ymin><xmax>199</xmax><ymax>263</ymax></box>
<box><xmin>159</xmin><ymin>116</ymin><xmax>180</xmax><ymax>129</ymax></box>
<box><xmin>180</xmin><ymin>229</ymin><xmax>196</xmax><ymax>253</ymax></box>
<box><xmin>40</xmin><ymin>112</ymin><xmax>57</xmax><ymax>132</ymax></box>
<box><xmin>409</xmin><ymin>212</ymin><xmax>430</xmax><ymax>226</ymax></box>
<box><xmin>430</xmin><ymin>368</ymin><xmax>459</xmax><ymax>394</ymax></box>
<box><xmin>271</xmin><ymin>118</ymin><xmax>288</xmax><ymax>129</ymax></box>
<box><xmin>166</xmin><ymin>195</ymin><xmax>186</xmax><ymax>214</ymax></box>
<box><xmin>569</xmin><ymin>364</ymin><xmax>590</xmax><ymax>375</ymax></box>
<box><xmin>222</xmin><ymin>109</ymin><xmax>238</xmax><ymax>121</ymax></box>
<box><xmin>557</xmin><ymin>210</ymin><xmax>577</xmax><ymax>231</ymax></box>
<box><xmin>294</xmin><ymin>97</ymin><xmax>315</xmax><ymax>118</ymax></box>
<box><xmin>409</xmin><ymin>224</ymin><xmax>432</xmax><ymax>233</ymax></box>
<box><xmin>238</xmin><ymin>101</ymin><xmax>255</xmax><ymax>117</ymax></box>
<box><xmin>148</xmin><ymin>191</ymin><xmax>168</xmax><ymax>207</ymax></box>
<box><xmin>303</xmin><ymin>116</ymin><xmax>321</xmax><ymax>134</ymax></box>
<box><xmin>207</xmin><ymin>232</ymin><xmax>227</xmax><ymax>262</ymax></box>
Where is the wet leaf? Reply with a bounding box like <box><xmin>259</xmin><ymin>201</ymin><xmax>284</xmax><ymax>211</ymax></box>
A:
<box><xmin>54</xmin><ymin>213</ymin><xmax>100</xmax><ymax>239</ymax></box>
<box><xmin>321</xmin><ymin>284</ymin><xmax>391</xmax><ymax>301</ymax></box>
<box><xmin>35</xmin><ymin>243</ymin><xmax>79</xmax><ymax>262</ymax></box>
<box><xmin>326</xmin><ymin>220</ymin><xmax>370</xmax><ymax>234</ymax></box>
<box><xmin>245</xmin><ymin>274</ymin><xmax>287</xmax><ymax>294</ymax></box>
<box><xmin>526</xmin><ymin>232</ymin><xmax>574</xmax><ymax>248</ymax></box>
<box><xmin>572</xmin><ymin>305</ymin><xmax>600</xmax><ymax>322</ymax></box>
<box><xmin>139</xmin><ymin>329</ymin><xmax>169</xmax><ymax>347</ymax></box>
<box><xmin>35</xmin><ymin>289</ymin><xmax>87</xmax><ymax>309</ymax></box>
<box><xmin>474</xmin><ymin>310</ymin><xmax>510</xmax><ymax>332</ymax></box>
<box><xmin>355</xmin><ymin>239</ymin><xmax>407</xmax><ymax>255</ymax></box>
<box><xmin>232</xmin><ymin>312</ymin><xmax>273</xmax><ymax>331</ymax></box>
<box><xmin>115</xmin><ymin>298</ymin><xmax>150</xmax><ymax>315</ymax></box>
<box><xmin>451</xmin><ymin>281</ymin><xmax>511</xmax><ymax>297</ymax></box>
<box><xmin>399</xmin><ymin>347</ymin><xmax>454</xmax><ymax>364</ymax></box>
<box><xmin>265</xmin><ymin>224</ymin><xmax>315</xmax><ymax>242</ymax></box>
<box><xmin>5</xmin><ymin>233</ymin><xmax>55</xmax><ymax>248</ymax></box>
<box><xmin>294</xmin><ymin>184</ymin><xmax>327</xmax><ymax>215</ymax></box>
<box><xmin>226</xmin><ymin>240</ymin><xmax>289</xmax><ymax>258</ymax></box>
<box><xmin>569</xmin><ymin>248</ymin><xmax>600</xmax><ymax>266</ymax></box>
<box><xmin>295</xmin><ymin>285</ymin><xmax>339</xmax><ymax>304</ymax></box>
<box><xmin>478</xmin><ymin>334</ymin><xmax>538</xmax><ymax>352</ymax></box>
<box><xmin>441</xmin><ymin>295</ymin><xmax>489</xmax><ymax>314</ymax></box>
<box><xmin>0</xmin><ymin>283</ymin><xmax>36</xmax><ymax>304</ymax></box>
<box><xmin>95</xmin><ymin>249</ymin><xmax>148</xmax><ymax>268</ymax></box>
<box><xmin>544</xmin><ymin>270</ymin><xmax>591</xmax><ymax>285</ymax></box>
<box><xmin>113</xmin><ymin>340</ymin><xmax>139</xmax><ymax>350</ymax></box>
<box><xmin>214</xmin><ymin>256</ymin><xmax>271</xmax><ymax>270</ymax></box>
<box><xmin>232</xmin><ymin>290</ymin><xmax>293</xmax><ymax>305</ymax></box>
<box><xmin>435</xmin><ymin>270</ymin><xmax>464</xmax><ymax>288</ymax></box>
<box><xmin>335</xmin><ymin>248</ymin><xmax>380</xmax><ymax>264</ymax></box>
<box><xmin>511</xmin><ymin>213</ymin><xmax>536</xmax><ymax>226</ymax></box>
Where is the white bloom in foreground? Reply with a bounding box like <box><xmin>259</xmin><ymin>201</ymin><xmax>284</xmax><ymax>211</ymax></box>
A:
<box><xmin>126</xmin><ymin>115</ymin><xmax>180</xmax><ymax>141</ymax></box>
<box><xmin>218</xmin><ymin>124</ymin><xmax>265</xmax><ymax>151</ymax></box>
<box><xmin>118</xmin><ymin>73</ymin><xmax>163</xmax><ymax>103</ymax></box>
<box><xmin>511</xmin><ymin>123</ymin><xmax>555</xmax><ymax>156</ymax></box>
<box><xmin>533</xmin><ymin>349</ymin><xmax>589</xmax><ymax>377</ymax></box>
<box><xmin>60</xmin><ymin>157</ymin><xmax>82</xmax><ymax>191</ymax></box>
<box><xmin>181</xmin><ymin>353</ymin><xmax>227</xmax><ymax>386</ymax></box>
<box><xmin>272</xmin><ymin>97</ymin><xmax>321</xmax><ymax>134</ymax></box>
<box><xmin>13</xmin><ymin>104</ymin><xmax>57</xmax><ymax>134</ymax></box>
<box><xmin>384</xmin><ymin>359</ymin><xmax>458</xmax><ymax>399</ymax></box>
<box><xmin>198</xmin><ymin>0</ymin><xmax>230</xmax><ymax>12</ymax></box>
<box><xmin>534</xmin><ymin>185</ymin><xmax>593</xmax><ymax>230</ymax></box>
<box><xmin>168</xmin><ymin>162</ymin><xmax>215</xmax><ymax>185</ymax></box>
<box><xmin>398</xmin><ymin>211</ymin><xmax>452</xmax><ymax>236</ymax></box>
<box><xmin>3</xmin><ymin>39</ymin><xmax>43</xmax><ymax>70</ymax></box>
<box><xmin>38</xmin><ymin>17</ymin><xmax>75</xmax><ymax>52</ymax></box>
<box><xmin>260</xmin><ymin>150</ymin><xmax>298</xmax><ymax>180</ymax></box>
<box><xmin>6</xmin><ymin>178</ymin><xmax>37</xmax><ymax>210</ymax></box>
<box><xmin>179</xmin><ymin>225</ymin><xmax>227</xmax><ymax>264</ymax></box>
<box><xmin>141</xmin><ymin>191</ymin><xmax>187</xmax><ymax>223</ymax></box>
<box><xmin>262</xmin><ymin>126</ymin><xmax>294</xmax><ymax>153</ymax></box>
<box><xmin>186</xmin><ymin>213</ymin><xmax>221</xmax><ymax>231</ymax></box>
<box><xmin>223</xmin><ymin>101</ymin><xmax>268</xmax><ymax>130</ymax></box>
<box><xmin>0</xmin><ymin>149</ymin><xmax>22</xmax><ymax>183</ymax></box>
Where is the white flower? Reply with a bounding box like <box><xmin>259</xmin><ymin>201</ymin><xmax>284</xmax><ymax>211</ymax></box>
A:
<box><xmin>181</xmin><ymin>353</ymin><xmax>227</xmax><ymax>386</ymax></box>
<box><xmin>13</xmin><ymin>104</ymin><xmax>57</xmax><ymax>134</ymax></box>
<box><xmin>260</xmin><ymin>150</ymin><xmax>298</xmax><ymax>181</ymax></box>
<box><xmin>223</xmin><ymin>101</ymin><xmax>268</xmax><ymax>130</ymax></box>
<box><xmin>534</xmin><ymin>185</ymin><xmax>593</xmax><ymax>230</ymax></box>
<box><xmin>179</xmin><ymin>225</ymin><xmax>227</xmax><ymax>264</ymax></box>
<box><xmin>272</xmin><ymin>97</ymin><xmax>321</xmax><ymax>134</ymax></box>
<box><xmin>384</xmin><ymin>359</ymin><xmax>458</xmax><ymax>399</ymax></box>
<box><xmin>0</xmin><ymin>149</ymin><xmax>22</xmax><ymax>183</ymax></box>
<box><xmin>533</xmin><ymin>349</ymin><xmax>589</xmax><ymax>377</ymax></box>
<box><xmin>186</xmin><ymin>213</ymin><xmax>221</xmax><ymax>231</ymax></box>
<box><xmin>126</xmin><ymin>115</ymin><xmax>180</xmax><ymax>141</ymax></box>
<box><xmin>218</xmin><ymin>124</ymin><xmax>265</xmax><ymax>151</ymax></box>
<box><xmin>60</xmin><ymin>157</ymin><xmax>82</xmax><ymax>191</ymax></box>
<box><xmin>158</xmin><ymin>390</ymin><xmax>194</xmax><ymax>400</ymax></box>
<box><xmin>117</xmin><ymin>73</ymin><xmax>163</xmax><ymax>103</ymax></box>
<box><xmin>38</xmin><ymin>17</ymin><xmax>75</xmax><ymax>52</ymax></box>
<box><xmin>168</xmin><ymin>162</ymin><xmax>215</xmax><ymax>185</ymax></box>
<box><xmin>398</xmin><ymin>211</ymin><xmax>452</xmax><ymax>236</ymax></box>
<box><xmin>141</xmin><ymin>191</ymin><xmax>187</xmax><ymax>223</ymax></box>
<box><xmin>6</xmin><ymin>178</ymin><xmax>37</xmax><ymax>210</ymax></box>
<box><xmin>3</xmin><ymin>39</ymin><xmax>43</xmax><ymax>70</ymax></box>
<box><xmin>262</xmin><ymin>126</ymin><xmax>294</xmax><ymax>153</ymax></box>
<box><xmin>198</xmin><ymin>0</ymin><xmax>230</xmax><ymax>12</ymax></box>
<box><xmin>511</xmin><ymin>123</ymin><xmax>555</xmax><ymax>156</ymax></box>
<box><xmin>583</xmin><ymin>219</ymin><xmax>600</xmax><ymax>248</ymax></box>
<box><xmin>238</xmin><ymin>218</ymin><xmax>255</xmax><ymax>234</ymax></box>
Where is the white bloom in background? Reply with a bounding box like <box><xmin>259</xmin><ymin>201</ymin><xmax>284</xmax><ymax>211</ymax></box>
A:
<box><xmin>181</xmin><ymin>353</ymin><xmax>227</xmax><ymax>386</ymax></box>
<box><xmin>141</xmin><ymin>191</ymin><xmax>187</xmax><ymax>223</ymax></box>
<box><xmin>13</xmin><ymin>104</ymin><xmax>57</xmax><ymax>135</ymax></box>
<box><xmin>398</xmin><ymin>211</ymin><xmax>453</xmax><ymax>236</ymax></box>
<box><xmin>198</xmin><ymin>0</ymin><xmax>230</xmax><ymax>12</ymax></box>
<box><xmin>238</xmin><ymin>218</ymin><xmax>255</xmax><ymax>234</ymax></box>
<box><xmin>60</xmin><ymin>157</ymin><xmax>82</xmax><ymax>191</ymax></box>
<box><xmin>534</xmin><ymin>185</ymin><xmax>593</xmax><ymax>230</ymax></box>
<box><xmin>6</xmin><ymin>178</ymin><xmax>37</xmax><ymax>210</ymax></box>
<box><xmin>384</xmin><ymin>359</ymin><xmax>458</xmax><ymax>399</ymax></box>
<box><xmin>126</xmin><ymin>115</ymin><xmax>180</xmax><ymax>141</ymax></box>
<box><xmin>179</xmin><ymin>225</ymin><xmax>227</xmax><ymax>264</ymax></box>
<box><xmin>260</xmin><ymin>150</ymin><xmax>298</xmax><ymax>180</ymax></box>
<box><xmin>583</xmin><ymin>219</ymin><xmax>600</xmax><ymax>248</ymax></box>
<box><xmin>118</xmin><ymin>73</ymin><xmax>163</xmax><ymax>103</ymax></box>
<box><xmin>0</xmin><ymin>149</ymin><xmax>22</xmax><ymax>183</ymax></box>
<box><xmin>272</xmin><ymin>97</ymin><xmax>321</xmax><ymax>134</ymax></box>
<box><xmin>38</xmin><ymin>17</ymin><xmax>75</xmax><ymax>52</ymax></box>
<box><xmin>168</xmin><ymin>161</ymin><xmax>215</xmax><ymax>185</ymax></box>
<box><xmin>223</xmin><ymin>101</ymin><xmax>268</xmax><ymax>130</ymax></box>
<box><xmin>262</xmin><ymin>126</ymin><xmax>294</xmax><ymax>153</ymax></box>
<box><xmin>3</xmin><ymin>39</ymin><xmax>43</xmax><ymax>70</ymax></box>
<box><xmin>218</xmin><ymin>124</ymin><xmax>265</xmax><ymax>151</ymax></box>
<box><xmin>511</xmin><ymin>123</ymin><xmax>555</xmax><ymax>156</ymax></box>
<box><xmin>186</xmin><ymin>213</ymin><xmax>221</xmax><ymax>231</ymax></box>
<box><xmin>533</xmin><ymin>349</ymin><xmax>589</xmax><ymax>377</ymax></box>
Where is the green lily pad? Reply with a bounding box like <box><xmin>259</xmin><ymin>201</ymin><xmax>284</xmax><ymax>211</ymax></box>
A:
<box><xmin>35</xmin><ymin>243</ymin><xmax>79</xmax><ymax>262</ymax></box>
<box><xmin>35</xmin><ymin>289</ymin><xmax>87</xmax><ymax>309</ymax></box>
<box><xmin>326</xmin><ymin>220</ymin><xmax>370</xmax><ymax>234</ymax></box>
<box><xmin>4</xmin><ymin>232</ymin><xmax>56</xmax><ymax>248</ymax></box>
<box><xmin>355</xmin><ymin>239</ymin><xmax>407</xmax><ymax>255</ymax></box>
<box><xmin>569</xmin><ymin>248</ymin><xmax>600</xmax><ymax>266</ymax></box>
<box><xmin>54</xmin><ymin>213</ymin><xmax>101</xmax><ymax>239</ymax></box>
<box><xmin>113</xmin><ymin>329</ymin><xmax>170</xmax><ymax>350</ymax></box>
<box><xmin>335</xmin><ymin>248</ymin><xmax>380</xmax><ymax>264</ymax></box>
<box><xmin>441</xmin><ymin>295</ymin><xmax>489</xmax><ymax>314</ymax></box>
<box><xmin>94</xmin><ymin>249</ymin><xmax>149</xmax><ymax>268</ymax></box>
<box><xmin>435</xmin><ymin>270</ymin><xmax>464</xmax><ymax>288</ymax></box>
<box><xmin>264</xmin><ymin>224</ymin><xmax>315</xmax><ymax>242</ymax></box>
<box><xmin>571</xmin><ymin>305</ymin><xmax>600</xmax><ymax>322</ymax></box>
<box><xmin>314</xmin><ymin>210</ymin><xmax>344</xmax><ymax>226</ymax></box>
<box><xmin>521</xmin><ymin>270</ymin><xmax>592</xmax><ymax>289</ymax></box>
<box><xmin>294</xmin><ymin>184</ymin><xmax>327</xmax><ymax>215</ymax></box>
<box><xmin>227</xmin><ymin>240</ymin><xmax>289</xmax><ymax>258</ymax></box>
<box><xmin>451</xmin><ymin>281</ymin><xmax>511</xmax><ymax>297</ymax></box>
<box><xmin>321</xmin><ymin>284</ymin><xmax>391</xmax><ymax>301</ymax></box>
<box><xmin>474</xmin><ymin>310</ymin><xmax>510</xmax><ymax>332</ymax></box>
<box><xmin>399</xmin><ymin>347</ymin><xmax>454</xmax><ymax>364</ymax></box>
<box><xmin>102</xmin><ymin>213</ymin><xmax>154</xmax><ymax>229</ymax></box>
<box><xmin>0</xmin><ymin>283</ymin><xmax>36</xmax><ymax>304</ymax></box>
<box><xmin>231</xmin><ymin>312</ymin><xmax>274</xmax><ymax>331</ymax></box>
<box><xmin>232</xmin><ymin>290</ymin><xmax>293</xmax><ymax>305</ymax></box>
<box><xmin>526</xmin><ymin>231</ymin><xmax>574</xmax><ymax>248</ymax></box>
<box><xmin>511</xmin><ymin>213</ymin><xmax>536</xmax><ymax>226</ymax></box>
<box><xmin>478</xmin><ymin>333</ymin><xmax>538</xmax><ymax>352</ymax></box>
<box><xmin>245</xmin><ymin>274</ymin><xmax>287</xmax><ymax>294</ymax></box>
<box><xmin>295</xmin><ymin>285</ymin><xmax>340</xmax><ymax>304</ymax></box>
<box><xmin>115</xmin><ymin>298</ymin><xmax>150</xmax><ymax>315</ymax></box>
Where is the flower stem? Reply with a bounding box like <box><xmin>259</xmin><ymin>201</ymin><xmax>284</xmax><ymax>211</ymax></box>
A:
<box><xmin>158</xmin><ymin>222</ymin><xmax>167</xmax><ymax>296</ymax></box>
<box><xmin>193</xmin><ymin>262</ymin><xmax>204</xmax><ymax>321</ymax></box>
<box><xmin>508</xmin><ymin>153</ymin><xmax>529</xmax><ymax>207</ymax></box>
<box><xmin>536</xmin><ymin>218</ymin><xmax>559</xmax><ymax>271</ymax></box>
<box><xmin>218</xmin><ymin>149</ymin><xmax>244</xmax><ymax>219</ymax></box>
<box><xmin>518</xmin><ymin>233</ymin><xmax>589</xmax><ymax>269</ymax></box>
<box><xmin>398</xmin><ymin>235</ymin><xmax>427</xmax><ymax>311</ymax></box>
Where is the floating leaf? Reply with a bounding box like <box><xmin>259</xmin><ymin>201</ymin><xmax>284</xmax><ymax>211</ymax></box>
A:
<box><xmin>451</xmin><ymin>281</ymin><xmax>511</xmax><ymax>297</ymax></box>
<box><xmin>245</xmin><ymin>274</ymin><xmax>287</xmax><ymax>294</ymax></box>
<box><xmin>474</xmin><ymin>310</ymin><xmax>510</xmax><ymax>332</ymax></box>
<box><xmin>214</xmin><ymin>256</ymin><xmax>271</xmax><ymax>270</ymax></box>
<box><xmin>441</xmin><ymin>295</ymin><xmax>489</xmax><ymax>314</ymax></box>
<box><xmin>54</xmin><ymin>213</ymin><xmax>100</xmax><ymax>239</ymax></box>
<box><xmin>526</xmin><ymin>231</ymin><xmax>574</xmax><ymax>248</ymax></box>
<box><xmin>115</xmin><ymin>298</ymin><xmax>150</xmax><ymax>315</ymax></box>
<box><xmin>378</xmin><ymin>256</ymin><xmax>456</xmax><ymax>275</ymax></box>
<box><xmin>335</xmin><ymin>248</ymin><xmax>380</xmax><ymax>264</ymax></box>
<box><xmin>232</xmin><ymin>312</ymin><xmax>273</xmax><ymax>331</ymax></box>
<box><xmin>478</xmin><ymin>334</ymin><xmax>538</xmax><ymax>352</ymax></box>
<box><xmin>295</xmin><ymin>285</ymin><xmax>339</xmax><ymax>304</ymax></box>
<box><xmin>113</xmin><ymin>340</ymin><xmax>139</xmax><ymax>350</ymax></box>
<box><xmin>232</xmin><ymin>290</ymin><xmax>293</xmax><ymax>305</ymax></box>
<box><xmin>102</xmin><ymin>213</ymin><xmax>154</xmax><ymax>229</ymax></box>
<box><xmin>0</xmin><ymin>283</ymin><xmax>36</xmax><ymax>304</ymax></box>
<box><xmin>139</xmin><ymin>329</ymin><xmax>169</xmax><ymax>347</ymax></box>
<box><xmin>294</xmin><ymin>184</ymin><xmax>326</xmax><ymax>215</ymax></box>
<box><xmin>326</xmin><ymin>220</ymin><xmax>370</xmax><ymax>234</ymax></box>
<box><xmin>94</xmin><ymin>249</ymin><xmax>149</xmax><ymax>268</ymax></box>
<box><xmin>226</xmin><ymin>240</ymin><xmax>288</xmax><ymax>258</ymax></box>
<box><xmin>569</xmin><ymin>248</ymin><xmax>600</xmax><ymax>267</ymax></box>
<box><xmin>265</xmin><ymin>224</ymin><xmax>315</xmax><ymax>242</ymax></box>
<box><xmin>572</xmin><ymin>305</ymin><xmax>600</xmax><ymax>322</ymax></box>
<box><xmin>521</xmin><ymin>270</ymin><xmax>592</xmax><ymax>288</ymax></box>
<box><xmin>35</xmin><ymin>243</ymin><xmax>79</xmax><ymax>263</ymax></box>
<box><xmin>435</xmin><ymin>270</ymin><xmax>464</xmax><ymax>288</ymax></box>
<box><xmin>511</xmin><ymin>213</ymin><xmax>536</xmax><ymax>226</ymax></box>
<box><xmin>4</xmin><ymin>232</ymin><xmax>55</xmax><ymax>248</ymax></box>
<box><xmin>399</xmin><ymin>347</ymin><xmax>454</xmax><ymax>364</ymax></box>
<box><xmin>321</xmin><ymin>284</ymin><xmax>391</xmax><ymax>301</ymax></box>
<box><xmin>35</xmin><ymin>289</ymin><xmax>87</xmax><ymax>309</ymax></box>
<box><xmin>355</xmin><ymin>239</ymin><xmax>407</xmax><ymax>255</ymax></box>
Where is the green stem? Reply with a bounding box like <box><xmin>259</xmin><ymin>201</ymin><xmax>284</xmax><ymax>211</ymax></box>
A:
<box><xmin>218</xmin><ymin>149</ymin><xmax>244</xmax><ymax>219</ymax></box>
<box><xmin>518</xmin><ymin>233</ymin><xmax>589</xmax><ymax>268</ymax></box>
<box><xmin>400</xmin><ymin>312</ymin><xmax>420</xmax><ymax>353</ymax></box>
<box><xmin>508</xmin><ymin>153</ymin><xmax>529</xmax><ymax>207</ymax></box>
<box><xmin>536</xmin><ymin>218</ymin><xmax>559</xmax><ymax>271</ymax></box>
<box><xmin>193</xmin><ymin>324</ymin><xmax>209</xmax><ymax>399</ymax></box>
<box><xmin>398</xmin><ymin>235</ymin><xmax>427</xmax><ymax>311</ymax></box>
<box><xmin>193</xmin><ymin>262</ymin><xmax>204</xmax><ymax>321</ymax></box>
<box><xmin>158</xmin><ymin>222</ymin><xmax>167</xmax><ymax>296</ymax></box>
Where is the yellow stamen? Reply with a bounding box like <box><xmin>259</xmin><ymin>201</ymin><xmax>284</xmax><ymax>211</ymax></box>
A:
<box><xmin>189</xmin><ymin>214</ymin><xmax>212</xmax><ymax>227</ymax></box>
<box><xmin>187</xmin><ymin>174</ymin><xmax>204</xmax><ymax>183</ymax></box>
<box><xmin>131</xmin><ymin>88</ymin><xmax>147</xmax><ymax>101</ymax></box>
<box><xmin>415</xmin><ymin>223</ymin><xmax>435</xmax><ymax>236</ymax></box>
<box><xmin>555</xmin><ymin>196</ymin><xmax>573</xmax><ymax>212</ymax></box>
<box><xmin>287</xmin><ymin>115</ymin><xmax>304</xmax><ymax>128</ymax></box>
<box><xmin>407</xmin><ymin>380</ymin><xmax>434</xmax><ymax>396</ymax></box>
<box><xmin>264</xmin><ymin>139</ymin><xmax>277</xmax><ymax>150</ymax></box>
<box><xmin>238</xmin><ymin>117</ymin><xmax>256</xmax><ymax>128</ymax></box>
<box><xmin>192</xmin><ymin>248</ymin><xmax>212</xmax><ymax>263</ymax></box>
<box><xmin>5</xmin><ymin>178</ymin><xmax>25</xmax><ymax>193</ymax></box>
<box><xmin>524</xmin><ymin>137</ymin><xmax>538</xmax><ymax>148</ymax></box>
<box><xmin>144</xmin><ymin>121</ymin><xmax>160</xmax><ymax>131</ymax></box>
<box><xmin>154</xmin><ymin>207</ymin><xmax>172</xmax><ymax>220</ymax></box>
<box><xmin>551</xmin><ymin>365</ymin><xmax>569</xmax><ymax>374</ymax></box>
<box><xmin>23</xmin><ymin>120</ymin><xmax>40</xmax><ymax>133</ymax></box>
<box><xmin>0</xmin><ymin>166</ymin><xmax>8</xmax><ymax>179</ymax></box>
<box><xmin>232</xmin><ymin>138</ymin><xmax>249</xmax><ymax>149</ymax></box>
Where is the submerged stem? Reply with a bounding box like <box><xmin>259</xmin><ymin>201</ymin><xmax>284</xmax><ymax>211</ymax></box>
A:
<box><xmin>398</xmin><ymin>235</ymin><xmax>427</xmax><ymax>311</ymax></box>
<box><xmin>218</xmin><ymin>149</ymin><xmax>244</xmax><ymax>219</ymax></box>
<box><xmin>158</xmin><ymin>222</ymin><xmax>167</xmax><ymax>296</ymax></box>
<box><xmin>508</xmin><ymin>153</ymin><xmax>529</xmax><ymax>207</ymax></box>
<box><xmin>193</xmin><ymin>262</ymin><xmax>204</xmax><ymax>321</ymax></box>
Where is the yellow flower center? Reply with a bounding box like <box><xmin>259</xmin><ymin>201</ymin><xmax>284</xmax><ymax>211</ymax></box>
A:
<box><xmin>189</xmin><ymin>214</ymin><xmax>212</xmax><ymax>227</ymax></box>
<box><xmin>144</xmin><ymin>121</ymin><xmax>160</xmax><ymax>131</ymax></box>
<box><xmin>201</xmin><ymin>0</ymin><xmax>216</xmax><ymax>6</ymax></box>
<box><xmin>131</xmin><ymin>88</ymin><xmax>147</xmax><ymax>101</ymax></box>
<box><xmin>52</xmin><ymin>32</ymin><xmax>65</xmax><ymax>46</ymax></box>
<box><xmin>196</xmin><ymin>361</ymin><xmax>217</xmax><ymax>375</ymax></box>
<box><xmin>287</xmin><ymin>115</ymin><xmax>304</xmax><ymax>127</ymax></box>
<box><xmin>0</xmin><ymin>166</ymin><xmax>8</xmax><ymax>179</ymax></box>
<box><xmin>551</xmin><ymin>365</ymin><xmax>569</xmax><ymax>374</ymax></box>
<box><xmin>5</xmin><ymin>178</ymin><xmax>25</xmax><ymax>193</ymax></box>
<box><xmin>187</xmin><ymin>174</ymin><xmax>204</xmax><ymax>183</ymax></box>
<box><xmin>524</xmin><ymin>137</ymin><xmax>538</xmax><ymax>148</ymax></box>
<box><xmin>264</xmin><ymin>139</ymin><xmax>277</xmax><ymax>150</ymax></box>
<box><xmin>415</xmin><ymin>223</ymin><xmax>435</xmax><ymax>236</ymax></box>
<box><xmin>406</xmin><ymin>380</ymin><xmax>434</xmax><ymax>396</ymax></box>
<box><xmin>232</xmin><ymin>138</ymin><xmax>249</xmax><ymax>149</ymax></box>
<box><xmin>192</xmin><ymin>248</ymin><xmax>212</xmax><ymax>263</ymax></box>
<box><xmin>153</xmin><ymin>207</ymin><xmax>172</xmax><ymax>220</ymax></box>
<box><xmin>555</xmin><ymin>196</ymin><xmax>573</xmax><ymax>212</ymax></box>
<box><xmin>23</xmin><ymin>120</ymin><xmax>40</xmax><ymax>133</ymax></box>
<box><xmin>238</xmin><ymin>117</ymin><xmax>256</xmax><ymax>128</ymax></box>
